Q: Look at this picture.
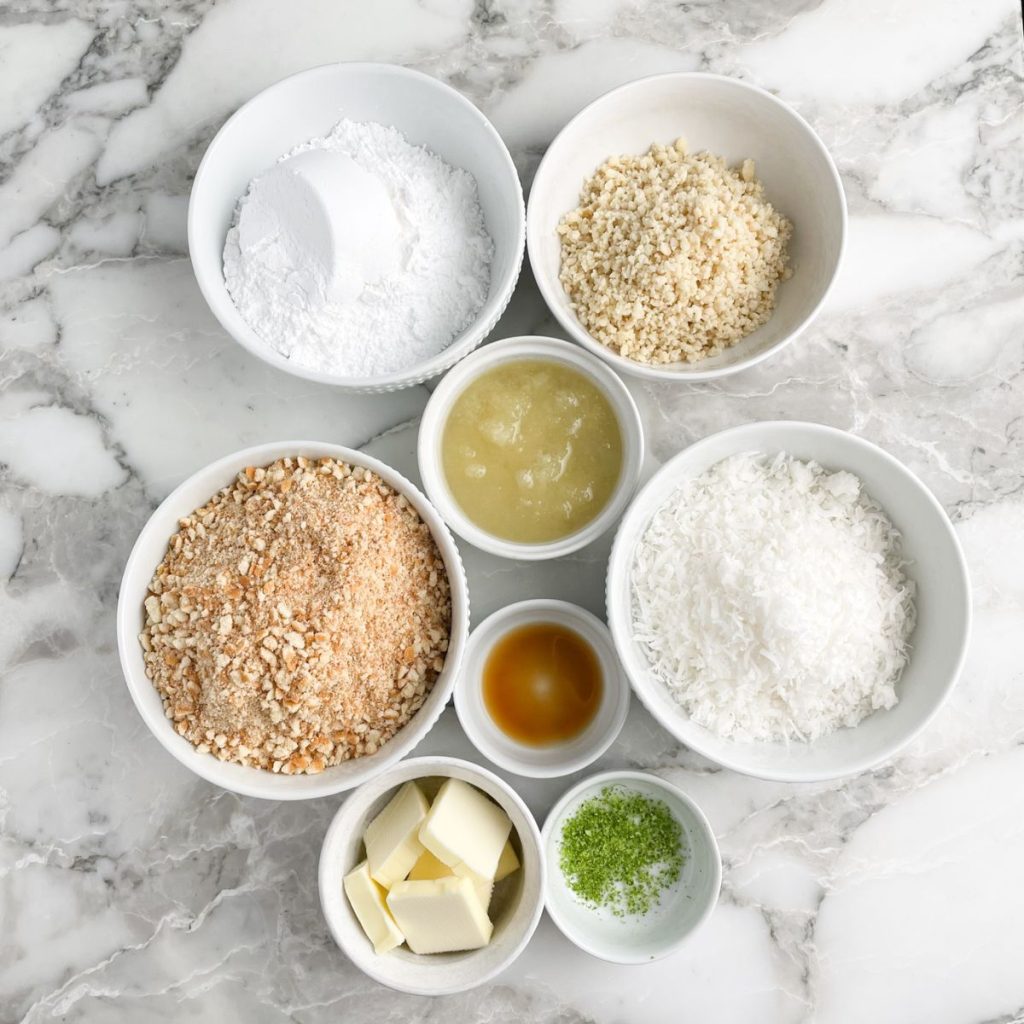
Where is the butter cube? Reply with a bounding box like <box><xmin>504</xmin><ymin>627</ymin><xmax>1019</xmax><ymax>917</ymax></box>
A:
<box><xmin>408</xmin><ymin>849</ymin><xmax>493</xmax><ymax>911</ymax></box>
<box><xmin>494</xmin><ymin>840</ymin><xmax>520</xmax><ymax>882</ymax></box>
<box><xmin>343</xmin><ymin>860</ymin><xmax>405</xmax><ymax>955</ymax></box>
<box><xmin>474</xmin><ymin>876</ymin><xmax>494</xmax><ymax>911</ymax></box>
<box><xmin>418</xmin><ymin>778</ymin><xmax>512</xmax><ymax>880</ymax></box>
<box><xmin>407</xmin><ymin>849</ymin><xmax>452</xmax><ymax>881</ymax></box>
<box><xmin>386</xmin><ymin>876</ymin><xmax>493</xmax><ymax>954</ymax></box>
<box><xmin>364</xmin><ymin>781</ymin><xmax>429</xmax><ymax>887</ymax></box>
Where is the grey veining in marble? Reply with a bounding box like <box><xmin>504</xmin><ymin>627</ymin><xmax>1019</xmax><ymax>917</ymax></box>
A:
<box><xmin>1</xmin><ymin>1</ymin><xmax>1023</xmax><ymax>1022</ymax></box>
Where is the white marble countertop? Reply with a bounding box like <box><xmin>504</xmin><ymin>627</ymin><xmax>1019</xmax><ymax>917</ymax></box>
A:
<box><xmin>2</xmin><ymin>1</ymin><xmax>1023</xmax><ymax>1021</ymax></box>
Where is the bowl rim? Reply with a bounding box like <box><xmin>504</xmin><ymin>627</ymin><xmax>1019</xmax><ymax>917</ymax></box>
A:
<box><xmin>453</xmin><ymin>598</ymin><xmax>631</xmax><ymax>778</ymax></box>
<box><xmin>540</xmin><ymin>768</ymin><xmax>722</xmax><ymax>964</ymax></box>
<box><xmin>187</xmin><ymin>60</ymin><xmax>526</xmax><ymax>392</ymax></box>
<box><xmin>605</xmin><ymin>419</ymin><xmax>973</xmax><ymax>782</ymax></box>
<box><xmin>317</xmin><ymin>754</ymin><xmax>546</xmax><ymax>995</ymax></box>
<box><xmin>115</xmin><ymin>440</ymin><xmax>470</xmax><ymax>800</ymax></box>
<box><xmin>416</xmin><ymin>334</ymin><xmax>645</xmax><ymax>560</ymax></box>
<box><xmin>525</xmin><ymin>70</ymin><xmax>848</xmax><ymax>383</ymax></box>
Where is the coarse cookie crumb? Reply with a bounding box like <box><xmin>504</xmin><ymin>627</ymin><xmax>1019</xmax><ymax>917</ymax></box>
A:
<box><xmin>140</xmin><ymin>456</ymin><xmax>451</xmax><ymax>775</ymax></box>
<box><xmin>557</xmin><ymin>139</ymin><xmax>793</xmax><ymax>365</ymax></box>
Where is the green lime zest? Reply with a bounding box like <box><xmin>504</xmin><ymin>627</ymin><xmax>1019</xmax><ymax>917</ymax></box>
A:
<box><xmin>558</xmin><ymin>784</ymin><xmax>685</xmax><ymax>918</ymax></box>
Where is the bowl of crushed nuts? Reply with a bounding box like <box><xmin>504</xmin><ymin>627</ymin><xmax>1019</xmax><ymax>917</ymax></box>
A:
<box><xmin>527</xmin><ymin>72</ymin><xmax>846</xmax><ymax>381</ymax></box>
<box><xmin>116</xmin><ymin>441</ymin><xmax>469</xmax><ymax>800</ymax></box>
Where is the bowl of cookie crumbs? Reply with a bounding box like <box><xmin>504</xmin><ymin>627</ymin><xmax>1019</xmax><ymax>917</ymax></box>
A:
<box><xmin>116</xmin><ymin>441</ymin><xmax>469</xmax><ymax>800</ymax></box>
<box><xmin>526</xmin><ymin>72</ymin><xmax>847</xmax><ymax>381</ymax></box>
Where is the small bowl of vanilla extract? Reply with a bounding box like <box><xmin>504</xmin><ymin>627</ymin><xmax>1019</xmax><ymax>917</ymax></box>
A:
<box><xmin>454</xmin><ymin>599</ymin><xmax>631</xmax><ymax>778</ymax></box>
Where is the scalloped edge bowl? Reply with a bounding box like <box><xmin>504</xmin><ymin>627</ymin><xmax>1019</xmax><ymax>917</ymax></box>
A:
<box><xmin>189</xmin><ymin>62</ymin><xmax>524</xmax><ymax>392</ymax></box>
<box><xmin>116</xmin><ymin>441</ymin><xmax>469</xmax><ymax>800</ymax></box>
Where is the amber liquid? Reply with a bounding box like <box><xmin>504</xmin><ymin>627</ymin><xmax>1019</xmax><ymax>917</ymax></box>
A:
<box><xmin>482</xmin><ymin>623</ymin><xmax>603</xmax><ymax>746</ymax></box>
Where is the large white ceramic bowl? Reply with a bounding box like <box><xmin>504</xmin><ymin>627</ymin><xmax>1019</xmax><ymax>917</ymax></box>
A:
<box><xmin>606</xmin><ymin>421</ymin><xmax>971</xmax><ymax>782</ymax></box>
<box><xmin>454</xmin><ymin>599</ymin><xmax>631</xmax><ymax>778</ymax></box>
<box><xmin>417</xmin><ymin>335</ymin><xmax>644</xmax><ymax>560</ymax></box>
<box><xmin>527</xmin><ymin>72</ymin><xmax>846</xmax><ymax>382</ymax></box>
<box><xmin>542</xmin><ymin>770</ymin><xmax>721</xmax><ymax>964</ymax></box>
<box><xmin>116</xmin><ymin>441</ymin><xmax>469</xmax><ymax>800</ymax></box>
<box><xmin>189</xmin><ymin>62</ymin><xmax>525</xmax><ymax>392</ymax></box>
<box><xmin>319</xmin><ymin>756</ymin><xmax>545</xmax><ymax>995</ymax></box>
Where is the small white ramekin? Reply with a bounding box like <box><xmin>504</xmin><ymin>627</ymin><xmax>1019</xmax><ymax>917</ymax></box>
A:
<box><xmin>454</xmin><ymin>600</ymin><xmax>630</xmax><ymax>778</ymax></box>
<box><xmin>116</xmin><ymin>441</ymin><xmax>469</xmax><ymax>801</ymax></box>
<box><xmin>416</xmin><ymin>335</ymin><xmax>644</xmax><ymax>560</ymax></box>
<box><xmin>542</xmin><ymin>770</ymin><xmax>721</xmax><ymax>965</ymax></box>
<box><xmin>319</xmin><ymin>756</ymin><xmax>545</xmax><ymax>995</ymax></box>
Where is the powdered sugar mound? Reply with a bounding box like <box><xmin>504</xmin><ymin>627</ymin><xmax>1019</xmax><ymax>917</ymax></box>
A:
<box><xmin>223</xmin><ymin>119</ymin><xmax>493</xmax><ymax>378</ymax></box>
<box><xmin>630</xmin><ymin>452</ymin><xmax>917</xmax><ymax>743</ymax></box>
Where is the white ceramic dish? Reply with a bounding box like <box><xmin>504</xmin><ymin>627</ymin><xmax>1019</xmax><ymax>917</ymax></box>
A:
<box><xmin>188</xmin><ymin>62</ymin><xmax>525</xmax><ymax>392</ymax></box>
<box><xmin>417</xmin><ymin>335</ymin><xmax>644</xmax><ymax>560</ymax></box>
<box><xmin>319</xmin><ymin>756</ymin><xmax>544</xmax><ymax>995</ymax></box>
<box><xmin>116</xmin><ymin>441</ymin><xmax>469</xmax><ymax>800</ymax></box>
<box><xmin>542</xmin><ymin>770</ymin><xmax>720</xmax><ymax>964</ymax></box>
<box><xmin>527</xmin><ymin>72</ymin><xmax>847</xmax><ymax>382</ymax></box>
<box><xmin>454</xmin><ymin>600</ymin><xmax>630</xmax><ymax>778</ymax></box>
<box><xmin>607</xmin><ymin>421</ymin><xmax>972</xmax><ymax>782</ymax></box>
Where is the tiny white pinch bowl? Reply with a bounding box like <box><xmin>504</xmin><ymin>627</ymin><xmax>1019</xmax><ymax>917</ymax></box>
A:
<box><xmin>542</xmin><ymin>770</ymin><xmax>721</xmax><ymax>964</ymax></box>
<box><xmin>319</xmin><ymin>756</ymin><xmax>545</xmax><ymax>995</ymax></box>
<box><xmin>116</xmin><ymin>441</ymin><xmax>469</xmax><ymax>801</ymax></box>
<box><xmin>527</xmin><ymin>72</ymin><xmax>847</xmax><ymax>382</ymax></box>
<box><xmin>454</xmin><ymin>599</ymin><xmax>630</xmax><ymax>778</ymax></box>
<box><xmin>417</xmin><ymin>335</ymin><xmax>644</xmax><ymax>560</ymax></box>
<box><xmin>607</xmin><ymin>421</ymin><xmax>972</xmax><ymax>782</ymax></box>
<box><xmin>188</xmin><ymin>62</ymin><xmax>525</xmax><ymax>392</ymax></box>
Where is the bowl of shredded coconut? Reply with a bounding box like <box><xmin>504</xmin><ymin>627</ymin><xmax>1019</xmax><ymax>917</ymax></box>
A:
<box><xmin>606</xmin><ymin>421</ymin><xmax>971</xmax><ymax>781</ymax></box>
<box><xmin>527</xmin><ymin>73</ymin><xmax>846</xmax><ymax>382</ymax></box>
<box><xmin>188</xmin><ymin>63</ymin><xmax>525</xmax><ymax>392</ymax></box>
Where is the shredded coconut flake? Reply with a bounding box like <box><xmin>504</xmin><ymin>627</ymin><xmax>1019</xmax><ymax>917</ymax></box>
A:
<box><xmin>630</xmin><ymin>452</ymin><xmax>916</xmax><ymax>742</ymax></box>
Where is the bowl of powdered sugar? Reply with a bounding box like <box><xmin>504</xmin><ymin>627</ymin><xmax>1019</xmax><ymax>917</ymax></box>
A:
<box><xmin>188</xmin><ymin>63</ymin><xmax>525</xmax><ymax>391</ymax></box>
<box><xmin>606</xmin><ymin>421</ymin><xmax>971</xmax><ymax>782</ymax></box>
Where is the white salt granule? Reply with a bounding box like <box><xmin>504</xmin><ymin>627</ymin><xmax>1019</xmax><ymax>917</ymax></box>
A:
<box><xmin>630</xmin><ymin>452</ymin><xmax>916</xmax><ymax>743</ymax></box>
<box><xmin>223</xmin><ymin>119</ymin><xmax>493</xmax><ymax>378</ymax></box>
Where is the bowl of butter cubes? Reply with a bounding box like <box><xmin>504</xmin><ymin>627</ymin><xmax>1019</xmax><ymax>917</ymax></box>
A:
<box><xmin>318</xmin><ymin>755</ymin><xmax>545</xmax><ymax>994</ymax></box>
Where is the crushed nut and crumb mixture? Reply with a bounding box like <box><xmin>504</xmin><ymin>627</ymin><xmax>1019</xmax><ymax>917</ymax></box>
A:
<box><xmin>139</xmin><ymin>456</ymin><xmax>451</xmax><ymax>775</ymax></box>
<box><xmin>558</xmin><ymin>139</ymin><xmax>793</xmax><ymax>365</ymax></box>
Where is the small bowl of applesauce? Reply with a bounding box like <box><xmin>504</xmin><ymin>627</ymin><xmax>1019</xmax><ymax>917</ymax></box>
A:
<box><xmin>417</xmin><ymin>335</ymin><xmax>644</xmax><ymax>560</ymax></box>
